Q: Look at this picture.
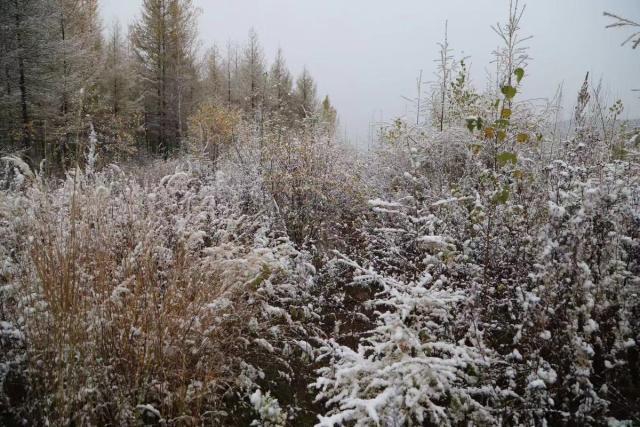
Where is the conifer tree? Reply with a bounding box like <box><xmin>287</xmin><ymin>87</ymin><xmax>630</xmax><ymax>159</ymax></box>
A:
<box><xmin>0</xmin><ymin>0</ymin><xmax>55</xmax><ymax>154</ymax></box>
<box><xmin>293</xmin><ymin>67</ymin><xmax>317</xmax><ymax>121</ymax></box>
<box><xmin>239</xmin><ymin>28</ymin><xmax>265</xmax><ymax>114</ymax></box>
<box><xmin>47</xmin><ymin>0</ymin><xmax>102</xmax><ymax>165</ymax></box>
<box><xmin>203</xmin><ymin>44</ymin><xmax>224</xmax><ymax>105</ymax></box>
<box><xmin>91</xmin><ymin>21</ymin><xmax>140</xmax><ymax>159</ymax></box>
<box><xmin>101</xmin><ymin>22</ymin><xmax>137</xmax><ymax>118</ymax></box>
<box><xmin>267</xmin><ymin>48</ymin><xmax>293</xmax><ymax>122</ymax></box>
<box><xmin>320</xmin><ymin>95</ymin><xmax>337</xmax><ymax>135</ymax></box>
<box><xmin>131</xmin><ymin>0</ymin><xmax>198</xmax><ymax>154</ymax></box>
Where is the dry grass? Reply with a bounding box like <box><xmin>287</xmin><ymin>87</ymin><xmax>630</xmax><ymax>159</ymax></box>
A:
<box><xmin>1</xmin><ymin>162</ymin><xmax>315</xmax><ymax>425</ymax></box>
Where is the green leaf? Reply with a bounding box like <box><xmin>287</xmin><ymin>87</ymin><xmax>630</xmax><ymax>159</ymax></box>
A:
<box><xmin>466</xmin><ymin>118</ymin><xmax>476</xmax><ymax>132</ymax></box>
<box><xmin>493</xmin><ymin>187</ymin><xmax>510</xmax><ymax>205</ymax></box>
<box><xmin>495</xmin><ymin>118</ymin><xmax>510</xmax><ymax>128</ymax></box>
<box><xmin>497</xmin><ymin>151</ymin><xmax>517</xmax><ymax>166</ymax></box>
<box><xmin>514</xmin><ymin>68</ymin><xmax>525</xmax><ymax>84</ymax></box>
<box><xmin>248</xmin><ymin>265</ymin><xmax>272</xmax><ymax>290</ymax></box>
<box><xmin>501</xmin><ymin>85</ymin><xmax>517</xmax><ymax>100</ymax></box>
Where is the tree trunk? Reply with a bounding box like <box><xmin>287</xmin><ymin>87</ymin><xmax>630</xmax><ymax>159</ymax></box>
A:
<box><xmin>14</xmin><ymin>0</ymin><xmax>30</xmax><ymax>150</ymax></box>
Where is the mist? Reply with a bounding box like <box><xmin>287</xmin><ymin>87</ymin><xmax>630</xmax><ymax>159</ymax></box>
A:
<box><xmin>101</xmin><ymin>0</ymin><xmax>640</xmax><ymax>144</ymax></box>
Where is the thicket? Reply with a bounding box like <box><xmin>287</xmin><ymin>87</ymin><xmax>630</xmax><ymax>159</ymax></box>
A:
<box><xmin>0</xmin><ymin>0</ymin><xmax>338</xmax><ymax>168</ymax></box>
<box><xmin>1</xmin><ymin>1</ymin><xmax>639</xmax><ymax>426</ymax></box>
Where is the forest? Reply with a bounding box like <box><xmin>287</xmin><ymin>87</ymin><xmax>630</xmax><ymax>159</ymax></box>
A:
<box><xmin>0</xmin><ymin>0</ymin><xmax>639</xmax><ymax>425</ymax></box>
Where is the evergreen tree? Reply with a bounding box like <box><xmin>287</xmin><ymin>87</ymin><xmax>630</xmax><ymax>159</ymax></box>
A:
<box><xmin>320</xmin><ymin>95</ymin><xmax>337</xmax><ymax>135</ymax></box>
<box><xmin>101</xmin><ymin>22</ymin><xmax>137</xmax><ymax>118</ymax></box>
<box><xmin>47</xmin><ymin>0</ymin><xmax>103</xmax><ymax>165</ymax></box>
<box><xmin>222</xmin><ymin>40</ymin><xmax>240</xmax><ymax>108</ymax></box>
<box><xmin>0</xmin><ymin>0</ymin><xmax>102</xmax><ymax>165</ymax></box>
<box><xmin>92</xmin><ymin>21</ymin><xmax>140</xmax><ymax>160</ymax></box>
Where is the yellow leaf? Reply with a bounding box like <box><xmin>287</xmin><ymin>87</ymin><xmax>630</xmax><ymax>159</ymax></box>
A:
<box><xmin>516</xmin><ymin>133</ymin><xmax>529</xmax><ymax>143</ymax></box>
<box><xmin>470</xmin><ymin>144</ymin><xmax>482</xmax><ymax>154</ymax></box>
<box><xmin>484</xmin><ymin>127</ymin><xmax>495</xmax><ymax>139</ymax></box>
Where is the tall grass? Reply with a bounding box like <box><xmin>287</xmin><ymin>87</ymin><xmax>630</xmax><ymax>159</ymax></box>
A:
<box><xmin>1</xmin><ymin>160</ymin><xmax>316</xmax><ymax>425</ymax></box>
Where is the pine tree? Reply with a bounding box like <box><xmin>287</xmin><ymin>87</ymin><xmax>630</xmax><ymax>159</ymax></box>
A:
<box><xmin>320</xmin><ymin>95</ymin><xmax>337</xmax><ymax>135</ymax></box>
<box><xmin>222</xmin><ymin>40</ymin><xmax>239</xmax><ymax>108</ymax></box>
<box><xmin>0</xmin><ymin>0</ymin><xmax>102</xmax><ymax>165</ymax></box>
<box><xmin>166</xmin><ymin>0</ymin><xmax>198</xmax><ymax>143</ymax></box>
<box><xmin>46</xmin><ymin>0</ymin><xmax>102</xmax><ymax>165</ymax></box>
<box><xmin>92</xmin><ymin>21</ymin><xmax>140</xmax><ymax>159</ymax></box>
<box><xmin>101</xmin><ymin>22</ymin><xmax>137</xmax><ymax>118</ymax></box>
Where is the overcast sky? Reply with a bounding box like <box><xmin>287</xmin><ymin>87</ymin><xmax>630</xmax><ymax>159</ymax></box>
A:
<box><xmin>101</xmin><ymin>0</ymin><xmax>640</xmax><ymax>144</ymax></box>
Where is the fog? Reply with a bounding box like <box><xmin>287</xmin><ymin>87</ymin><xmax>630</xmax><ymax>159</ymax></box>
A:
<box><xmin>102</xmin><ymin>0</ymin><xmax>640</xmax><ymax>144</ymax></box>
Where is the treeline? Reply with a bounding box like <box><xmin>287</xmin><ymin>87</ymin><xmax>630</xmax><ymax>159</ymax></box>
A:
<box><xmin>0</xmin><ymin>0</ymin><xmax>336</xmax><ymax>167</ymax></box>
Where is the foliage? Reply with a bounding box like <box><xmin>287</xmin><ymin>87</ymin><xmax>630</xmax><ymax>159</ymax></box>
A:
<box><xmin>1</xmin><ymin>1</ymin><xmax>640</xmax><ymax>426</ymax></box>
<box><xmin>187</xmin><ymin>103</ymin><xmax>241</xmax><ymax>163</ymax></box>
<box><xmin>0</xmin><ymin>159</ymin><xmax>321</xmax><ymax>425</ymax></box>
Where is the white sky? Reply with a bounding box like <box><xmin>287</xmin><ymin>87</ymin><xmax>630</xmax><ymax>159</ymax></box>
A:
<box><xmin>101</xmin><ymin>0</ymin><xmax>640</xmax><ymax>144</ymax></box>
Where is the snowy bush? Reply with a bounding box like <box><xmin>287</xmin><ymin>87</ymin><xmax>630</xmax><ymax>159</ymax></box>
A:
<box><xmin>313</xmin><ymin>253</ymin><xmax>494</xmax><ymax>426</ymax></box>
<box><xmin>2</xmin><ymin>2</ymin><xmax>640</xmax><ymax>425</ymax></box>
<box><xmin>312</xmin><ymin>66</ymin><xmax>640</xmax><ymax>423</ymax></box>
<box><xmin>0</xmin><ymin>159</ymin><xmax>321</xmax><ymax>425</ymax></box>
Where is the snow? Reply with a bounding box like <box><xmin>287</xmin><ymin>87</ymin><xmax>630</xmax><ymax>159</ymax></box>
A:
<box><xmin>136</xmin><ymin>404</ymin><xmax>162</xmax><ymax>419</ymax></box>
<box><xmin>539</xmin><ymin>330</ymin><xmax>551</xmax><ymax>340</ymax></box>
<box><xmin>0</xmin><ymin>36</ymin><xmax>638</xmax><ymax>425</ymax></box>
<box><xmin>527</xmin><ymin>379</ymin><xmax>546</xmax><ymax>390</ymax></box>
<box><xmin>417</xmin><ymin>235</ymin><xmax>450</xmax><ymax>251</ymax></box>
<box><xmin>254</xmin><ymin>339</ymin><xmax>275</xmax><ymax>353</ymax></box>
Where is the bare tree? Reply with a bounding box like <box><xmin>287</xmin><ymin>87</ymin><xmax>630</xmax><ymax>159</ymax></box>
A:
<box><xmin>604</xmin><ymin>11</ymin><xmax>640</xmax><ymax>50</ymax></box>
<box><xmin>491</xmin><ymin>0</ymin><xmax>531</xmax><ymax>90</ymax></box>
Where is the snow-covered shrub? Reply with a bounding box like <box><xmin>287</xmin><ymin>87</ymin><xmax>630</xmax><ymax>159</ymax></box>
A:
<box><xmin>313</xmin><ymin>252</ymin><xmax>495</xmax><ymax>426</ymax></box>
<box><xmin>261</xmin><ymin>125</ymin><xmax>369</xmax><ymax>251</ymax></box>
<box><xmin>0</xmin><ymin>160</ymin><xmax>320</xmax><ymax>425</ymax></box>
<box><xmin>500</xmin><ymin>159</ymin><xmax>640</xmax><ymax>424</ymax></box>
<box><xmin>2</xmin><ymin>5</ymin><xmax>639</xmax><ymax>425</ymax></box>
<box><xmin>250</xmin><ymin>389</ymin><xmax>288</xmax><ymax>427</ymax></box>
<box><xmin>313</xmin><ymin>59</ymin><xmax>640</xmax><ymax>424</ymax></box>
<box><xmin>312</xmin><ymin>147</ymin><xmax>502</xmax><ymax>425</ymax></box>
